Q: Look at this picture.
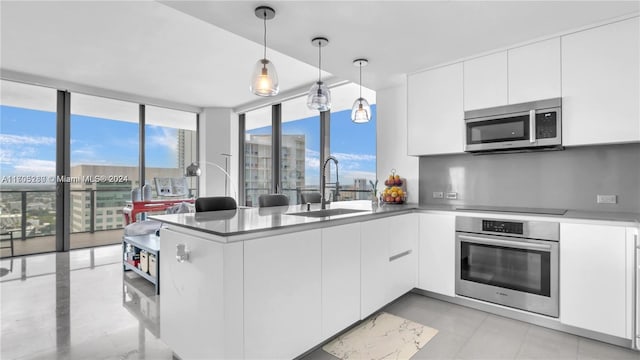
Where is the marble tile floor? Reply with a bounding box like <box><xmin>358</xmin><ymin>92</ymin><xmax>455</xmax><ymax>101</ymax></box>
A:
<box><xmin>1</xmin><ymin>245</ymin><xmax>639</xmax><ymax>360</ymax></box>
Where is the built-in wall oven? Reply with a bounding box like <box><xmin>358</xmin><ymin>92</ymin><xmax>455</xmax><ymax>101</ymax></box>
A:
<box><xmin>455</xmin><ymin>216</ymin><xmax>560</xmax><ymax>317</ymax></box>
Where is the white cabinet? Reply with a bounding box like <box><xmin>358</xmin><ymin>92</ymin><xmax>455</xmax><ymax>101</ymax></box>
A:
<box><xmin>407</xmin><ymin>63</ymin><xmax>464</xmax><ymax>155</ymax></box>
<box><xmin>417</xmin><ymin>213</ymin><xmax>456</xmax><ymax>296</ymax></box>
<box><xmin>464</xmin><ymin>39</ymin><xmax>561</xmax><ymax>110</ymax></box>
<box><xmin>160</xmin><ymin>228</ymin><xmax>243</xmax><ymax>360</ymax></box>
<box><xmin>321</xmin><ymin>223</ymin><xmax>361</xmax><ymax>340</ymax></box>
<box><xmin>464</xmin><ymin>52</ymin><xmax>508</xmax><ymax>110</ymax></box>
<box><xmin>560</xmin><ymin>223</ymin><xmax>635</xmax><ymax>339</ymax></box>
<box><xmin>244</xmin><ymin>230</ymin><xmax>322</xmax><ymax>359</ymax></box>
<box><xmin>361</xmin><ymin>214</ymin><xmax>418</xmax><ymax>318</ymax></box>
<box><xmin>561</xmin><ymin>17</ymin><xmax>640</xmax><ymax>146</ymax></box>
<box><xmin>508</xmin><ymin>38</ymin><xmax>561</xmax><ymax>104</ymax></box>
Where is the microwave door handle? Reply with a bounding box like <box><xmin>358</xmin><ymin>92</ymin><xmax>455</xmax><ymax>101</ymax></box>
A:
<box><xmin>529</xmin><ymin>109</ymin><xmax>536</xmax><ymax>143</ymax></box>
<box><xmin>458</xmin><ymin>234</ymin><xmax>552</xmax><ymax>251</ymax></box>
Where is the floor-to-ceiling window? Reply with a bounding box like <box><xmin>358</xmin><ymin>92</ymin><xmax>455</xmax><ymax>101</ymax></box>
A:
<box><xmin>329</xmin><ymin>84</ymin><xmax>377</xmax><ymax>200</ymax></box>
<box><xmin>0</xmin><ymin>79</ymin><xmax>199</xmax><ymax>257</ymax></box>
<box><xmin>144</xmin><ymin>106</ymin><xmax>198</xmax><ymax>200</ymax></box>
<box><xmin>0</xmin><ymin>80</ymin><xmax>58</xmax><ymax>256</ymax></box>
<box><xmin>239</xmin><ymin>83</ymin><xmax>376</xmax><ymax>206</ymax></box>
<box><xmin>69</xmin><ymin>93</ymin><xmax>140</xmax><ymax>249</ymax></box>
<box><xmin>281</xmin><ymin>96</ymin><xmax>321</xmax><ymax>204</ymax></box>
<box><xmin>243</xmin><ymin>106</ymin><xmax>273</xmax><ymax>207</ymax></box>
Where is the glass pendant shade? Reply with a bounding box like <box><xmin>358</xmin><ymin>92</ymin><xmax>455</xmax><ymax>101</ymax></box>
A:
<box><xmin>251</xmin><ymin>59</ymin><xmax>279</xmax><ymax>97</ymax></box>
<box><xmin>307</xmin><ymin>81</ymin><xmax>331</xmax><ymax>111</ymax></box>
<box><xmin>351</xmin><ymin>97</ymin><xmax>371</xmax><ymax>123</ymax></box>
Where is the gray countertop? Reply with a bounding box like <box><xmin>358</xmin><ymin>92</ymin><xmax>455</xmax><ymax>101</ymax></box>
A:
<box><xmin>150</xmin><ymin>200</ymin><xmax>416</xmax><ymax>239</ymax></box>
<box><xmin>150</xmin><ymin>201</ymin><xmax>638</xmax><ymax>242</ymax></box>
<box><xmin>417</xmin><ymin>204</ymin><xmax>640</xmax><ymax>225</ymax></box>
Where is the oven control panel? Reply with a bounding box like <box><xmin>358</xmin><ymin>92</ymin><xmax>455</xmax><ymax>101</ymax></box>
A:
<box><xmin>482</xmin><ymin>220</ymin><xmax>523</xmax><ymax>234</ymax></box>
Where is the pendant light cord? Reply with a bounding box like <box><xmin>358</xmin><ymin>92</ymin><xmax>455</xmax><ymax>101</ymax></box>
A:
<box><xmin>359</xmin><ymin>62</ymin><xmax>362</xmax><ymax>99</ymax></box>
<box><xmin>318</xmin><ymin>41</ymin><xmax>322</xmax><ymax>82</ymax></box>
<box><xmin>263</xmin><ymin>12</ymin><xmax>267</xmax><ymax>60</ymax></box>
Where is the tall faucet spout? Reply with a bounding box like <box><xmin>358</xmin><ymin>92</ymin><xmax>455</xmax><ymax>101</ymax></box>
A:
<box><xmin>321</xmin><ymin>156</ymin><xmax>339</xmax><ymax>209</ymax></box>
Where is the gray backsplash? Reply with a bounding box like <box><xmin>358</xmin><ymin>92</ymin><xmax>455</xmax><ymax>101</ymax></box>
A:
<box><xmin>419</xmin><ymin>143</ymin><xmax>640</xmax><ymax>213</ymax></box>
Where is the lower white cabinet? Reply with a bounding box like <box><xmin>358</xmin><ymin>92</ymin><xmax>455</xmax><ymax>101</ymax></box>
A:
<box><xmin>418</xmin><ymin>213</ymin><xmax>456</xmax><ymax>296</ymax></box>
<box><xmin>361</xmin><ymin>214</ymin><xmax>418</xmax><ymax>318</ymax></box>
<box><xmin>160</xmin><ymin>228</ymin><xmax>243</xmax><ymax>360</ymax></box>
<box><xmin>321</xmin><ymin>223</ymin><xmax>361</xmax><ymax>339</ymax></box>
<box><xmin>244</xmin><ymin>230</ymin><xmax>322</xmax><ymax>359</ymax></box>
<box><xmin>560</xmin><ymin>223</ymin><xmax>636</xmax><ymax>339</ymax></box>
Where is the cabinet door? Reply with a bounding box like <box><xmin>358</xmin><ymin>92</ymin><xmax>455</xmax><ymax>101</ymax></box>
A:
<box><xmin>464</xmin><ymin>52</ymin><xmax>508</xmax><ymax>110</ymax></box>
<box><xmin>562</xmin><ymin>17</ymin><xmax>640</xmax><ymax>146</ymax></box>
<box><xmin>361</xmin><ymin>217</ymin><xmax>392</xmax><ymax>318</ymax></box>
<box><xmin>388</xmin><ymin>213</ymin><xmax>419</xmax><ymax>297</ymax></box>
<box><xmin>321</xmin><ymin>223</ymin><xmax>361</xmax><ymax>339</ymax></box>
<box><xmin>361</xmin><ymin>214</ymin><xmax>419</xmax><ymax>318</ymax></box>
<box><xmin>244</xmin><ymin>230</ymin><xmax>322</xmax><ymax>359</ymax></box>
<box><xmin>560</xmin><ymin>223</ymin><xmax>631</xmax><ymax>338</ymax></box>
<box><xmin>407</xmin><ymin>63</ymin><xmax>464</xmax><ymax>155</ymax></box>
<box><xmin>160</xmin><ymin>228</ymin><xmax>229</xmax><ymax>359</ymax></box>
<box><xmin>508</xmin><ymin>38</ymin><xmax>561</xmax><ymax>104</ymax></box>
<box><xmin>418</xmin><ymin>213</ymin><xmax>456</xmax><ymax>296</ymax></box>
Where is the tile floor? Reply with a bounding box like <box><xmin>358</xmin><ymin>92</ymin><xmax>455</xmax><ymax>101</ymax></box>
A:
<box><xmin>1</xmin><ymin>245</ymin><xmax>638</xmax><ymax>360</ymax></box>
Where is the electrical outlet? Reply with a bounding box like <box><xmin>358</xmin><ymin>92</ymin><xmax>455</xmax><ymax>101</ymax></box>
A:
<box><xmin>596</xmin><ymin>195</ymin><xmax>617</xmax><ymax>204</ymax></box>
<box><xmin>432</xmin><ymin>192</ymin><xmax>444</xmax><ymax>199</ymax></box>
<box><xmin>446</xmin><ymin>192</ymin><xmax>458</xmax><ymax>200</ymax></box>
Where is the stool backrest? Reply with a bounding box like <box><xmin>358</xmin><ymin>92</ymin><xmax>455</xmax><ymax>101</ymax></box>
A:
<box><xmin>258</xmin><ymin>194</ymin><xmax>290</xmax><ymax>207</ymax></box>
<box><xmin>195</xmin><ymin>196</ymin><xmax>237</xmax><ymax>212</ymax></box>
<box><xmin>300</xmin><ymin>191</ymin><xmax>322</xmax><ymax>204</ymax></box>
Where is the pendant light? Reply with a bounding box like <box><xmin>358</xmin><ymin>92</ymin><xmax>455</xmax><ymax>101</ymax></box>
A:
<box><xmin>307</xmin><ymin>37</ymin><xmax>331</xmax><ymax>111</ymax></box>
<box><xmin>351</xmin><ymin>58</ymin><xmax>371</xmax><ymax>123</ymax></box>
<box><xmin>250</xmin><ymin>6</ymin><xmax>279</xmax><ymax>97</ymax></box>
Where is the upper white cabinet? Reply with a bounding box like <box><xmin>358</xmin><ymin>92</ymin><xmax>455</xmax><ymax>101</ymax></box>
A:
<box><xmin>508</xmin><ymin>38</ymin><xmax>561</xmax><ymax>104</ymax></box>
<box><xmin>407</xmin><ymin>63</ymin><xmax>464</xmax><ymax>155</ymax></box>
<box><xmin>560</xmin><ymin>223</ymin><xmax>636</xmax><ymax>339</ymax></box>
<box><xmin>417</xmin><ymin>213</ymin><xmax>456</xmax><ymax>297</ymax></box>
<box><xmin>561</xmin><ymin>17</ymin><xmax>640</xmax><ymax>146</ymax></box>
<box><xmin>463</xmin><ymin>52</ymin><xmax>508</xmax><ymax>110</ymax></box>
<box><xmin>464</xmin><ymin>39</ymin><xmax>561</xmax><ymax>111</ymax></box>
<box><xmin>321</xmin><ymin>223</ymin><xmax>361</xmax><ymax>340</ymax></box>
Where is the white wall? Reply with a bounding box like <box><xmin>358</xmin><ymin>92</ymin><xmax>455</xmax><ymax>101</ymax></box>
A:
<box><xmin>376</xmin><ymin>83</ymin><xmax>419</xmax><ymax>202</ymax></box>
<box><xmin>199</xmin><ymin>107</ymin><xmax>238</xmax><ymax>197</ymax></box>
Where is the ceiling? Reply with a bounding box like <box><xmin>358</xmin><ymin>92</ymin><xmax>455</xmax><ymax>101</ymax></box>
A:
<box><xmin>2</xmin><ymin>1</ymin><xmax>638</xmax><ymax>111</ymax></box>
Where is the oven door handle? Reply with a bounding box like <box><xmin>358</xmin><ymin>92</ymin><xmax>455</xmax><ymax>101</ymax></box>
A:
<box><xmin>458</xmin><ymin>234</ymin><xmax>552</xmax><ymax>251</ymax></box>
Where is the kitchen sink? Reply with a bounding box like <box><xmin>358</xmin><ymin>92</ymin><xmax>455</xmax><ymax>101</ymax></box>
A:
<box><xmin>286</xmin><ymin>208</ymin><xmax>368</xmax><ymax>218</ymax></box>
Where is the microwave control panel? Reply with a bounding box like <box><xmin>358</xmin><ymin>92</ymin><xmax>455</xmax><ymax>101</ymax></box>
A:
<box><xmin>482</xmin><ymin>220</ymin><xmax>523</xmax><ymax>235</ymax></box>
<box><xmin>536</xmin><ymin>112</ymin><xmax>557</xmax><ymax>139</ymax></box>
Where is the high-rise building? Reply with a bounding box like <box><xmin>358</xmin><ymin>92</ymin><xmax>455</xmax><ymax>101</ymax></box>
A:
<box><xmin>244</xmin><ymin>134</ymin><xmax>305</xmax><ymax>206</ymax></box>
<box><xmin>353</xmin><ymin>178</ymin><xmax>369</xmax><ymax>200</ymax></box>
<box><xmin>69</xmin><ymin>165</ymin><xmax>185</xmax><ymax>232</ymax></box>
<box><xmin>177</xmin><ymin>129</ymin><xmax>196</xmax><ymax>170</ymax></box>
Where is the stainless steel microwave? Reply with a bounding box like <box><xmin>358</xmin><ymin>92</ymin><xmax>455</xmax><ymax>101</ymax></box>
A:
<box><xmin>464</xmin><ymin>98</ymin><xmax>562</xmax><ymax>153</ymax></box>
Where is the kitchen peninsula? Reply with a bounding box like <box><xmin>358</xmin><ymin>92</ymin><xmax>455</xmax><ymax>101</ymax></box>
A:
<box><xmin>150</xmin><ymin>200</ymin><xmax>418</xmax><ymax>360</ymax></box>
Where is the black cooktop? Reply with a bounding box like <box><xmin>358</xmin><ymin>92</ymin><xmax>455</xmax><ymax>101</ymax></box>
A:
<box><xmin>455</xmin><ymin>205</ymin><xmax>567</xmax><ymax>216</ymax></box>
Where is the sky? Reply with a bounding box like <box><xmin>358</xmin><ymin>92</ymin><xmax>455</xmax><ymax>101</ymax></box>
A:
<box><xmin>1</xmin><ymin>104</ymin><xmax>376</xmax><ymax>188</ymax></box>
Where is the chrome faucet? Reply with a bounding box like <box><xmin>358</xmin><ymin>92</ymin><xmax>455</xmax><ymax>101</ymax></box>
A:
<box><xmin>321</xmin><ymin>156</ymin><xmax>339</xmax><ymax>209</ymax></box>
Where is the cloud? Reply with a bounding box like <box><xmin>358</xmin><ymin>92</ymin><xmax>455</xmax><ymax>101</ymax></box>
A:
<box><xmin>13</xmin><ymin>159</ymin><xmax>56</xmax><ymax>175</ymax></box>
<box><xmin>0</xmin><ymin>134</ymin><xmax>56</xmax><ymax>146</ymax></box>
<box><xmin>333</xmin><ymin>152</ymin><xmax>376</xmax><ymax>162</ymax></box>
<box><xmin>305</xmin><ymin>148</ymin><xmax>320</xmax><ymax>170</ymax></box>
<box><xmin>147</xmin><ymin>126</ymin><xmax>177</xmax><ymax>152</ymax></box>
